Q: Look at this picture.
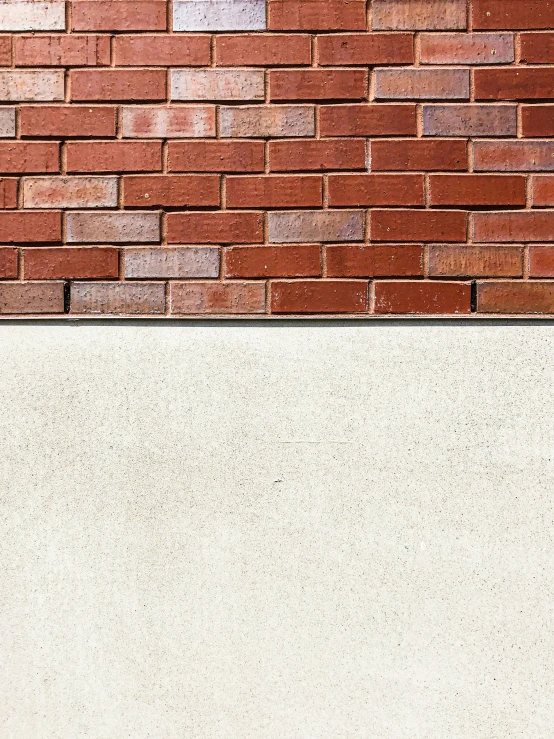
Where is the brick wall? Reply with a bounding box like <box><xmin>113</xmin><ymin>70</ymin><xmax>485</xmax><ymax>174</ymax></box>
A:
<box><xmin>2</xmin><ymin>0</ymin><xmax>554</xmax><ymax>317</ymax></box>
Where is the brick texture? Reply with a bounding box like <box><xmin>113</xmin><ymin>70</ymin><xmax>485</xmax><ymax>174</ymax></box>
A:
<box><xmin>0</xmin><ymin>0</ymin><xmax>553</xmax><ymax>317</ymax></box>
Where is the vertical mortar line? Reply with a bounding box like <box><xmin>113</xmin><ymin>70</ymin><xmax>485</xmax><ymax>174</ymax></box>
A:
<box><xmin>368</xmin><ymin>279</ymin><xmax>375</xmax><ymax>314</ymax></box>
<box><xmin>423</xmin><ymin>173</ymin><xmax>430</xmax><ymax>208</ymax></box>
<box><xmin>110</xmin><ymin>34</ymin><xmax>115</xmax><ymax>67</ymax></box>
<box><xmin>514</xmin><ymin>32</ymin><xmax>521</xmax><ymax>65</ymax></box>
<box><xmin>116</xmin><ymin>104</ymin><xmax>122</xmax><ymax>140</ymax></box>
<box><xmin>468</xmin><ymin>138</ymin><xmax>474</xmax><ymax>173</ymax></box>
<box><xmin>467</xmin><ymin>0</ymin><xmax>472</xmax><ymax>33</ymax></box>
<box><xmin>414</xmin><ymin>32</ymin><xmax>421</xmax><ymax>67</ymax></box>
<box><xmin>164</xmin><ymin>280</ymin><xmax>170</xmax><ymax>315</ymax></box>
<box><xmin>366</xmin><ymin>0</ymin><xmax>372</xmax><ymax>31</ymax></box>
<box><xmin>311</xmin><ymin>35</ymin><xmax>317</xmax><ymax>68</ymax></box>
<box><xmin>266</xmin><ymin>279</ymin><xmax>271</xmax><ymax>315</ymax></box>
<box><xmin>210</xmin><ymin>33</ymin><xmax>215</xmax><ymax>67</ymax></box>
<box><xmin>469</xmin><ymin>66</ymin><xmax>475</xmax><ymax>103</ymax></box>
<box><xmin>18</xmin><ymin>246</ymin><xmax>24</xmax><ymax>281</ymax></box>
<box><xmin>322</xmin><ymin>172</ymin><xmax>328</xmax><ymax>210</ymax></box>
<box><xmin>423</xmin><ymin>243</ymin><xmax>429</xmax><ymax>279</ymax></box>
<box><xmin>516</xmin><ymin>102</ymin><xmax>522</xmax><ymax>138</ymax></box>
<box><xmin>416</xmin><ymin>104</ymin><xmax>423</xmax><ymax>137</ymax></box>
<box><xmin>320</xmin><ymin>243</ymin><xmax>326</xmax><ymax>278</ymax></box>
<box><xmin>525</xmin><ymin>173</ymin><xmax>533</xmax><ymax>210</ymax></box>
<box><xmin>523</xmin><ymin>244</ymin><xmax>530</xmax><ymax>280</ymax></box>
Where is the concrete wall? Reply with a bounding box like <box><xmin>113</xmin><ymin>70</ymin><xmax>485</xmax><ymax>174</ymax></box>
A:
<box><xmin>1</xmin><ymin>323</ymin><xmax>553</xmax><ymax>738</ymax></box>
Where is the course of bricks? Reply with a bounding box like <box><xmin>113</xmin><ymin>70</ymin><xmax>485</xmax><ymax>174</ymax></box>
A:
<box><xmin>3</xmin><ymin>0</ymin><xmax>554</xmax><ymax>316</ymax></box>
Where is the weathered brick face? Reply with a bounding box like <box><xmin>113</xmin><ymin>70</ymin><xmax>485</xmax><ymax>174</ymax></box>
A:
<box><xmin>2</xmin><ymin>0</ymin><xmax>554</xmax><ymax>316</ymax></box>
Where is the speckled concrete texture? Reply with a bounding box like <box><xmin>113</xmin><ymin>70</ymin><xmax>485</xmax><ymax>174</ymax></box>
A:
<box><xmin>1</xmin><ymin>324</ymin><xmax>553</xmax><ymax>738</ymax></box>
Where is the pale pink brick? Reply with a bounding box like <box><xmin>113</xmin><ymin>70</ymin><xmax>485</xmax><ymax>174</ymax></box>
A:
<box><xmin>268</xmin><ymin>211</ymin><xmax>364</xmax><ymax>243</ymax></box>
<box><xmin>125</xmin><ymin>247</ymin><xmax>220</xmax><ymax>278</ymax></box>
<box><xmin>0</xmin><ymin>70</ymin><xmax>64</xmax><ymax>101</ymax></box>
<box><xmin>372</xmin><ymin>0</ymin><xmax>466</xmax><ymax>30</ymax></box>
<box><xmin>122</xmin><ymin>106</ymin><xmax>215</xmax><ymax>138</ymax></box>
<box><xmin>66</xmin><ymin>212</ymin><xmax>160</xmax><ymax>243</ymax></box>
<box><xmin>374</xmin><ymin>69</ymin><xmax>470</xmax><ymax>100</ymax></box>
<box><xmin>23</xmin><ymin>177</ymin><xmax>118</xmax><ymax>208</ymax></box>
<box><xmin>0</xmin><ymin>107</ymin><xmax>15</xmax><ymax>137</ymax></box>
<box><xmin>170</xmin><ymin>281</ymin><xmax>266</xmax><ymax>314</ymax></box>
<box><xmin>219</xmin><ymin>105</ymin><xmax>315</xmax><ymax>137</ymax></box>
<box><xmin>171</xmin><ymin>69</ymin><xmax>264</xmax><ymax>101</ymax></box>
<box><xmin>71</xmin><ymin>282</ymin><xmax>165</xmax><ymax>314</ymax></box>
<box><xmin>0</xmin><ymin>2</ymin><xmax>65</xmax><ymax>31</ymax></box>
<box><xmin>420</xmin><ymin>33</ymin><xmax>514</xmax><ymax>64</ymax></box>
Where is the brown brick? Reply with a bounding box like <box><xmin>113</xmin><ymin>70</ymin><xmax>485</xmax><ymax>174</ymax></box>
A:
<box><xmin>125</xmin><ymin>247</ymin><xmax>220</xmax><ymax>279</ymax></box>
<box><xmin>71</xmin><ymin>282</ymin><xmax>165</xmax><ymax>314</ymax></box>
<box><xmin>268</xmin><ymin>1</ymin><xmax>366</xmax><ymax>31</ymax></box>
<box><xmin>0</xmin><ymin>282</ymin><xmax>64</xmax><ymax>314</ymax></box>
<box><xmin>521</xmin><ymin>105</ymin><xmax>554</xmax><ymax>137</ymax></box>
<box><xmin>373</xmin><ymin>0</ymin><xmax>466</xmax><ymax>30</ymax></box>
<box><xmin>428</xmin><ymin>245</ymin><xmax>523</xmax><ymax>277</ymax></box>
<box><xmin>15</xmin><ymin>35</ymin><xmax>110</xmax><ymax>66</ymax></box>
<box><xmin>475</xmin><ymin>68</ymin><xmax>554</xmax><ymax>100</ymax></box>
<box><xmin>0</xmin><ymin>211</ymin><xmax>61</xmax><ymax>243</ymax></box>
<box><xmin>477</xmin><ymin>282</ymin><xmax>554</xmax><ymax>314</ymax></box>
<box><xmin>269</xmin><ymin>139</ymin><xmax>366</xmax><ymax>172</ymax></box>
<box><xmin>429</xmin><ymin>175</ymin><xmax>526</xmax><ymax>207</ymax></box>
<box><xmin>268</xmin><ymin>210</ymin><xmax>364</xmax><ymax>243</ymax></box>
<box><xmin>371</xmin><ymin>140</ymin><xmax>467</xmax><ymax>171</ymax></box>
<box><xmin>0</xmin><ymin>142</ymin><xmax>59</xmax><ymax>174</ymax></box>
<box><xmin>375</xmin><ymin>69</ymin><xmax>470</xmax><ymax>100</ymax></box>
<box><xmin>319</xmin><ymin>104</ymin><xmax>416</xmax><ymax>137</ymax></box>
<box><xmin>171</xmin><ymin>281</ymin><xmax>266</xmax><ymax>314</ymax></box>
<box><xmin>66</xmin><ymin>212</ymin><xmax>160</xmax><ymax>243</ymax></box>
<box><xmin>422</xmin><ymin>104</ymin><xmax>517</xmax><ymax>137</ymax></box>
<box><xmin>532</xmin><ymin>176</ymin><xmax>554</xmax><ymax>206</ymax></box>
<box><xmin>0</xmin><ymin>247</ymin><xmax>17</xmax><ymax>278</ymax></box>
<box><xmin>66</xmin><ymin>141</ymin><xmax>162</xmax><ymax>173</ymax></box>
<box><xmin>326</xmin><ymin>244</ymin><xmax>424</xmax><ymax>277</ymax></box>
<box><xmin>24</xmin><ymin>247</ymin><xmax>119</xmax><ymax>279</ymax></box>
<box><xmin>167</xmin><ymin>212</ymin><xmax>263</xmax><ymax>244</ymax></box>
<box><xmin>225</xmin><ymin>176</ymin><xmax>322</xmax><ymax>208</ymax></box>
<box><xmin>474</xmin><ymin>141</ymin><xmax>554</xmax><ymax>172</ymax></box>
<box><xmin>72</xmin><ymin>1</ymin><xmax>167</xmax><ymax>31</ymax></box>
<box><xmin>371</xmin><ymin>210</ymin><xmax>467</xmax><ymax>242</ymax></box>
<box><xmin>123</xmin><ymin>175</ymin><xmax>220</xmax><ymax>208</ymax></box>
<box><xmin>271</xmin><ymin>280</ymin><xmax>367</xmax><ymax>313</ymax></box>
<box><xmin>473</xmin><ymin>1</ymin><xmax>554</xmax><ymax>30</ymax></box>
<box><xmin>70</xmin><ymin>69</ymin><xmax>166</xmax><ymax>102</ymax></box>
<box><xmin>520</xmin><ymin>32</ymin><xmax>554</xmax><ymax>63</ymax></box>
<box><xmin>20</xmin><ymin>106</ymin><xmax>117</xmax><ymax>138</ymax></box>
<box><xmin>225</xmin><ymin>245</ymin><xmax>321</xmax><ymax>278</ymax></box>
<box><xmin>169</xmin><ymin>141</ymin><xmax>264</xmax><ymax>173</ymax></box>
<box><xmin>114</xmin><ymin>35</ymin><xmax>210</xmax><ymax>66</ymax></box>
<box><xmin>270</xmin><ymin>70</ymin><xmax>368</xmax><ymax>101</ymax></box>
<box><xmin>0</xmin><ymin>178</ymin><xmax>18</xmax><ymax>208</ymax></box>
<box><xmin>318</xmin><ymin>33</ymin><xmax>414</xmax><ymax>65</ymax></box>
<box><xmin>215</xmin><ymin>34</ymin><xmax>311</xmax><ymax>66</ymax></box>
<box><xmin>0</xmin><ymin>36</ymin><xmax>10</xmax><ymax>66</ymax></box>
<box><xmin>529</xmin><ymin>246</ymin><xmax>554</xmax><ymax>276</ymax></box>
<box><xmin>473</xmin><ymin>212</ymin><xmax>554</xmax><ymax>243</ymax></box>
<box><xmin>420</xmin><ymin>33</ymin><xmax>514</xmax><ymax>64</ymax></box>
<box><xmin>375</xmin><ymin>281</ymin><xmax>471</xmax><ymax>314</ymax></box>
<box><xmin>328</xmin><ymin>174</ymin><xmax>424</xmax><ymax>207</ymax></box>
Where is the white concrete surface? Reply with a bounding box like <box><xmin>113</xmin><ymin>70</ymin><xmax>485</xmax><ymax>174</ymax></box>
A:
<box><xmin>1</xmin><ymin>324</ymin><xmax>553</xmax><ymax>738</ymax></box>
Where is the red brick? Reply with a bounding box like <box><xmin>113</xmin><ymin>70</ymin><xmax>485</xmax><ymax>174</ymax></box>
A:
<box><xmin>318</xmin><ymin>33</ymin><xmax>413</xmax><ymax>65</ymax></box>
<box><xmin>521</xmin><ymin>105</ymin><xmax>554</xmax><ymax>136</ymax></box>
<box><xmin>0</xmin><ymin>212</ymin><xmax>61</xmax><ymax>243</ymax></box>
<box><xmin>123</xmin><ymin>175</ymin><xmax>220</xmax><ymax>208</ymax></box>
<box><xmin>474</xmin><ymin>141</ymin><xmax>554</xmax><ymax>172</ymax></box>
<box><xmin>328</xmin><ymin>174</ymin><xmax>424</xmax><ymax>207</ymax></box>
<box><xmin>269</xmin><ymin>140</ymin><xmax>366</xmax><ymax>172</ymax></box>
<box><xmin>0</xmin><ymin>248</ymin><xmax>17</xmax><ymax>278</ymax></box>
<box><xmin>475</xmin><ymin>68</ymin><xmax>554</xmax><ymax>100</ymax></box>
<box><xmin>71</xmin><ymin>282</ymin><xmax>165</xmax><ymax>314</ymax></box>
<box><xmin>375</xmin><ymin>281</ymin><xmax>471</xmax><ymax>314</ymax></box>
<box><xmin>114</xmin><ymin>35</ymin><xmax>210</xmax><ymax>66</ymax></box>
<box><xmin>169</xmin><ymin>141</ymin><xmax>264</xmax><ymax>173</ymax></box>
<box><xmin>270</xmin><ymin>70</ymin><xmax>368</xmax><ymax>101</ymax></box>
<box><xmin>225</xmin><ymin>245</ymin><xmax>321</xmax><ymax>278</ymax></box>
<box><xmin>226</xmin><ymin>176</ymin><xmax>322</xmax><ymax>208</ymax></box>
<box><xmin>473</xmin><ymin>212</ymin><xmax>554</xmax><ymax>243</ymax></box>
<box><xmin>268</xmin><ymin>1</ymin><xmax>366</xmax><ymax>31</ymax></box>
<box><xmin>72</xmin><ymin>1</ymin><xmax>166</xmax><ymax>31</ymax></box>
<box><xmin>473</xmin><ymin>1</ymin><xmax>554</xmax><ymax>30</ymax></box>
<box><xmin>429</xmin><ymin>175</ymin><xmax>526</xmax><ymax>207</ymax></box>
<box><xmin>477</xmin><ymin>282</ymin><xmax>554</xmax><ymax>314</ymax></box>
<box><xmin>0</xmin><ymin>178</ymin><xmax>18</xmax><ymax>208</ymax></box>
<box><xmin>371</xmin><ymin>140</ymin><xmax>467</xmax><ymax>171</ymax></box>
<box><xmin>0</xmin><ymin>142</ymin><xmax>59</xmax><ymax>174</ymax></box>
<box><xmin>371</xmin><ymin>210</ymin><xmax>467</xmax><ymax>242</ymax></box>
<box><xmin>271</xmin><ymin>280</ymin><xmax>367</xmax><ymax>313</ymax></box>
<box><xmin>532</xmin><ymin>176</ymin><xmax>554</xmax><ymax>206</ymax></box>
<box><xmin>319</xmin><ymin>104</ymin><xmax>416</xmax><ymax>137</ymax></box>
<box><xmin>67</xmin><ymin>142</ymin><xmax>162</xmax><ymax>173</ymax></box>
<box><xmin>520</xmin><ymin>32</ymin><xmax>554</xmax><ymax>63</ymax></box>
<box><xmin>215</xmin><ymin>34</ymin><xmax>311</xmax><ymax>66</ymax></box>
<box><xmin>0</xmin><ymin>282</ymin><xmax>64</xmax><ymax>314</ymax></box>
<box><xmin>428</xmin><ymin>245</ymin><xmax>523</xmax><ymax>277</ymax></box>
<box><xmin>20</xmin><ymin>106</ymin><xmax>117</xmax><ymax>138</ymax></box>
<box><xmin>0</xmin><ymin>36</ymin><xmax>10</xmax><ymax>66</ymax></box>
<box><xmin>70</xmin><ymin>69</ymin><xmax>166</xmax><ymax>102</ymax></box>
<box><xmin>326</xmin><ymin>244</ymin><xmax>423</xmax><ymax>277</ymax></box>
<box><xmin>167</xmin><ymin>212</ymin><xmax>263</xmax><ymax>244</ymax></box>
<box><xmin>24</xmin><ymin>247</ymin><xmax>119</xmax><ymax>279</ymax></box>
<box><xmin>420</xmin><ymin>33</ymin><xmax>514</xmax><ymax>64</ymax></box>
<box><xmin>171</xmin><ymin>281</ymin><xmax>266</xmax><ymax>314</ymax></box>
<box><xmin>529</xmin><ymin>246</ymin><xmax>554</xmax><ymax>277</ymax></box>
<box><xmin>15</xmin><ymin>35</ymin><xmax>110</xmax><ymax>66</ymax></box>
